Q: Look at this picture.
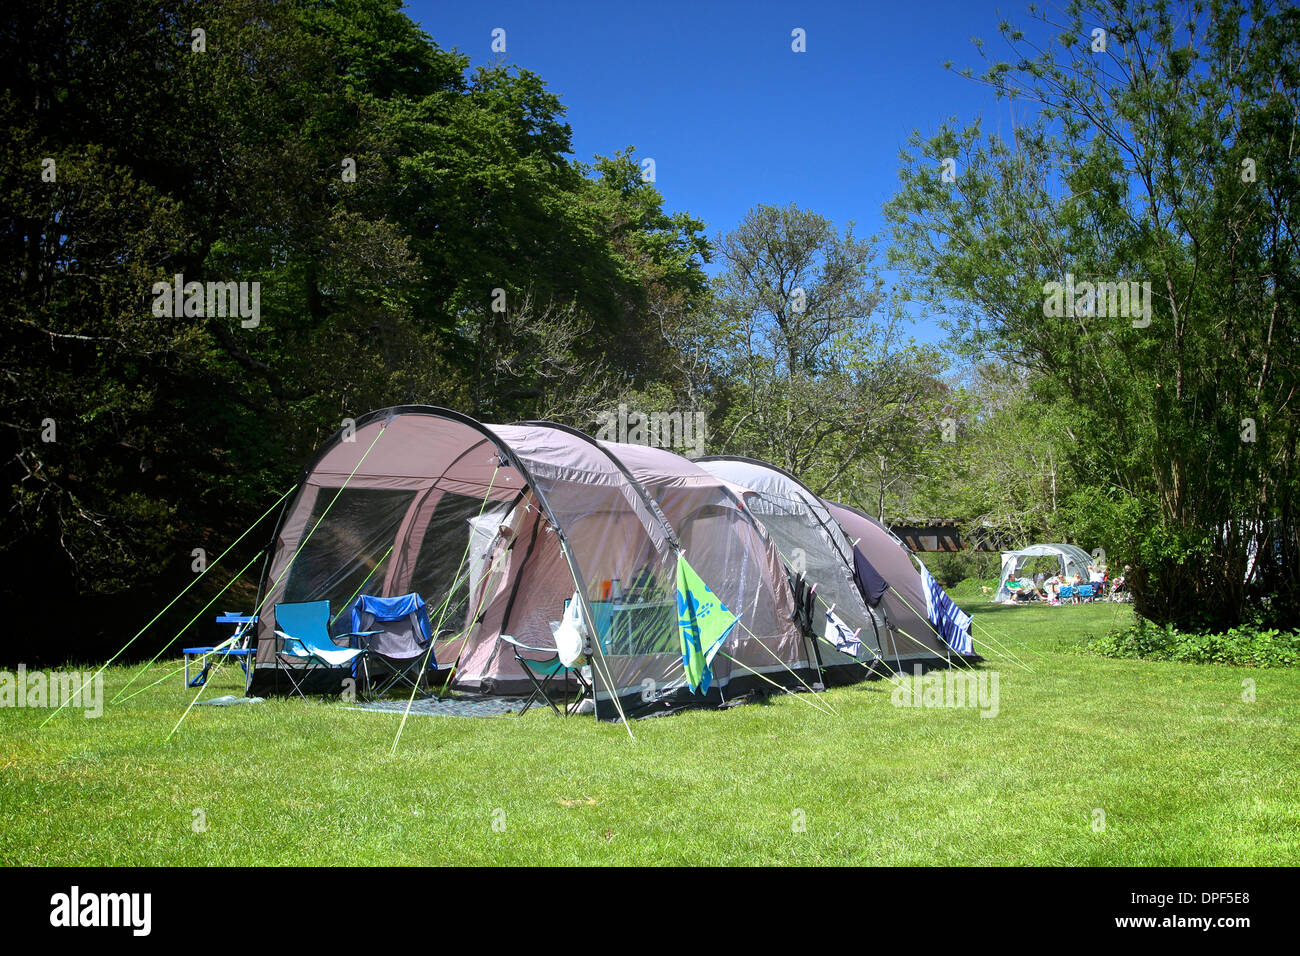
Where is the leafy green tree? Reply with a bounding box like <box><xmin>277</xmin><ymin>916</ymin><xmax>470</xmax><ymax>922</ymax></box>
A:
<box><xmin>910</xmin><ymin>363</ymin><xmax>1074</xmax><ymax>545</ymax></box>
<box><xmin>886</xmin><ymin>0</ymin><xmax>1299</xmax><ymax>631</ymax></box>
<box><xmin>0</xmin><ymin>0</ymin><xmax>709</xmax><ymax>663</ymax></box>
<box><xmin>708</xmin><ymin>204</ymin><xmax>953</xmax><ymax>511</ymax></box>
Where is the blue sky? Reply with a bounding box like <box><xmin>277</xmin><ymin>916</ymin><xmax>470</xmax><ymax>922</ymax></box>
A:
<box><xmin>409</xmin><ymin>0</ymin><xmax>1032</xmax><ymax>345</ymax></box>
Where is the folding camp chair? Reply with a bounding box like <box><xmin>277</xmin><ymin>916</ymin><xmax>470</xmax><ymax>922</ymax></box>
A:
<box><xmin>1077</xmin><ymin>584</ymin><xmax>1096</xmax><ymax>603</ymax></box>
<box><xmin>498</xmin><ymin>634</ymin><xmax>590</xmax><ymax>717</ymax></box>
<box><xmin>347</xmin><ymin>593</ymin><xmax>440</xmax><ymax>699</ymax></box>
<box><xmin>274</xmin><ymin>601</ymin><xmax>378</xmax><ymax>699</ymax></box>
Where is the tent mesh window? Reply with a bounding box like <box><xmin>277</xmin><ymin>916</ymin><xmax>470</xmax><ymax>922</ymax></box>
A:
<box><xmin>407</xmin><ymin>491</ymin><xmax>511</xmax><ymax>628</ymax></box>
<box><xmin>282</xmin><ymin>488</ymin><xmax>415</xmax><ymax>623</ymax></box>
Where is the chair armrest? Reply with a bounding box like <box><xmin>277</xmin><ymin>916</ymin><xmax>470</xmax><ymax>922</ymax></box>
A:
<box><xmin>343</xmin><ymin>630</ymin><xmax>384</xmax><ymax>648</ymax></box>
<box><xmin>498</xmin><ymin>634</ymin><xmax>559</xmax><ymax>657</ymax></box>
<box><xmin>274</xmin><ymin>630</ymin><xmax>306</xmax><ymax>656</ymax></box>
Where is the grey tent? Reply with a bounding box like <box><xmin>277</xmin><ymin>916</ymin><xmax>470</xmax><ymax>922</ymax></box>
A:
<box><xmin>695</xmin><ymin>456</ymin><xmax>977</xmax><ymax>673</ymax></box>
<box><xmin>822</xmin><ymin>499</ymin><xmax>976</xmax><ymax>663</ymax></box>
<box><xmin>694</xmin><ymin>456</ymin><xmax>899</xmax><ymax>681</ymax></box>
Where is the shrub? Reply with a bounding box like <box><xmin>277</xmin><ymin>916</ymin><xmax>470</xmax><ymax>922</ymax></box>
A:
<box><xmin>921</xmin><ymin>552</ymin><xmax>998</xmax><ymax>589</ymax></box>
<box><xmin>945</xmin><ymin>576</ymin><xmax>1001</xmax><ymax>602</ymax></box>
<box><xmin>1085</xmin><ymin>617</ymin><xmax>1300</xmax><ymax>668</ymax></box>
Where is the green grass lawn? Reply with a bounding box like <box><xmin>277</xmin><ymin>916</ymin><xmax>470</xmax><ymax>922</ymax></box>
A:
<box><xmin>2</xmin><ymin>601</ymin><xmax>1297</xmax><ymax>865</ymax></box>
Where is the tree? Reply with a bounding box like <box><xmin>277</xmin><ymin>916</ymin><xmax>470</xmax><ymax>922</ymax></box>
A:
<box><xmin>886</xmin><ymin>0</ymin><xmax>1300</xmax><ymax>630</ymax></box>
<box><xmin>709</xmin><ymin>204</ymin><xmax>952</xmax><ymax>510</ymax></box>
<box><xmin>714</xmin><ymin>203</ymin><xmax>881</xmax><ymax>377</ymax></box>
<box><xmin>0</xmin><ymin>0</ymin><xmax>710</xmax><ymax>663</ymax></box>
<box><xmin>913</xmin><ymin>372</ymin><xmax>1074</xmax><ymax>544</ymax></box>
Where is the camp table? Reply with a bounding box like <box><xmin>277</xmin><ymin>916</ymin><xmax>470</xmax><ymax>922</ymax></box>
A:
<box><xmin>183</xmin><ymin>612</ymin><xmax>257</xmax><ymax>687</ymax></box>
<box><xmin>215</xmin><ymin>611</ymin><xmax>257</xmax><ymax>644</ymax></box>
<box><xmin>183</xmin><ymin>647</ymin><xmax>255</xmax><ymax>687</ymax></box>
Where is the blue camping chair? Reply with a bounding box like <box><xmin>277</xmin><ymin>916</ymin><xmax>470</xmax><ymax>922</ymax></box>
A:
<box><xmin>1077</xmin><ymin>584</ymin><xmax>1096</xmax><ymax>603</ymax></box>
<box><xmin>274</xmin><ymin>601</ymin><xmax>378</xmax><ymax>698</ymax></box>
<box><xmin>1058</xmin><ymin>585</ymin><xmax>1075</xmax><ymax>603</ymax></box>
<box><xmin>347</xmin><ymin>593</ymin><xmax>441</xmax><ymax>699</ymax></box>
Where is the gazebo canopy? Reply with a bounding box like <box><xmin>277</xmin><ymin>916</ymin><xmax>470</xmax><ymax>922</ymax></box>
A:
<box><xmin>996</xmin><ymin>544</ymin><xmax>1096</xmax><ymax>599</ymax></box>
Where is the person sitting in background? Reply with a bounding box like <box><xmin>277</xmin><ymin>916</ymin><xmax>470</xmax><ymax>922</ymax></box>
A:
<box><xmin>1110</xmin><ymin>566</ymin><xmax>1129</xmax><ymax>601</ymax></box>
<box><xmin>1014</xmin><ymin>575</ymin><xmax>1042</xmax><ymax>602</ymax></box>
<box><xmin>1043</xmin><ymin>573</ymin><xmax>1062</xmax><ymax>603</ymax></box>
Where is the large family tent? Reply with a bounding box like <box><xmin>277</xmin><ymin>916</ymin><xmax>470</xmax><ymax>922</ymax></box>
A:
<box><xmin>822</xmin><ymin>500</ymin><xmax>976</xmax><ymax>663</ymax></box>
<box><xmin>249</xmin><ymin>407</ymin><xmax>815</xmax><ymax>719</ymax></box>
<box><xmin>995</xmin><ymin>543</ymin><xmax>1095</xmax><ymax>600</ymax></box>
<box><xmin>694</xmin><ymin>456</ymin><xmax>894</xmax><ymax>682</ymax></box>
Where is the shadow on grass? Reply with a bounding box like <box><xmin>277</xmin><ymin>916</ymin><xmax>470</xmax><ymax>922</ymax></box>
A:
<box><xmin>961</xmin><ymin>602</ymin><xmax>1032</xmax><ymax>617</ymax></box>
<box><xmin>962</xmin><ymin>600</ymin><xmax>1124</xmax><ymax>617</ymax></box>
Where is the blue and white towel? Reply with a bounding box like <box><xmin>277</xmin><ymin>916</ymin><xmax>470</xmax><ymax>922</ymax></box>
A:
<box><xmin>919</xmin><ymin>562</ymin><xmax>974</xmax><ymax>655</ymax></box>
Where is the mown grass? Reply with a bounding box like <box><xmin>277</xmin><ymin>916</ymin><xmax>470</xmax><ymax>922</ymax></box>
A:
<box><xmin>2</xmin><ymin>601</ymin><xmax>1297</xmax><ymax>865</ymax></box>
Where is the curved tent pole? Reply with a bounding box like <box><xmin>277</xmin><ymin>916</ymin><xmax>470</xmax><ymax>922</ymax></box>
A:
<box><xmin>795</xmin><ymin>491</ymin><xmax>886</xmax><ymax>651</ymax></box>
<box><xmin>512</xmin><ymin>420</ymin><xmax>681</xmax><ymax>551</ymax></box>
<box><xmin>377</xmin><ymin>443</ymin><xmax>525</xmax><ymax>599</ymax></box>
<box><xmin>478</xmin><ymin>423</ymin><xmax>642</xmax><ymax>733</ymax></box>
<box><xmin>694</xmin><ymin>455</ymin><xmax>871</xmax><ymax>615</ymax></box>
<box><xmin>253</xmin><ymin>405</ymin><xmax>507</xmax><ymax>644</ymax></box>
<box><xmin>765</xmin><ymin>482</ymin><xmax>888</xmax><ymax>656</ymax></box>
<box><xmin>716</xmin><ymin>487</ymin><xmax>829</xmax><ymax>688</ymax></box>
<box><xmin>511</xmin><ymin>420</ymin><xmax>695</xmax><ymax>729</ymax></box>
<box><xmin>695</xmin><ymin>455</ymin><xmax>857</xmax><ymax>567</ymax></box>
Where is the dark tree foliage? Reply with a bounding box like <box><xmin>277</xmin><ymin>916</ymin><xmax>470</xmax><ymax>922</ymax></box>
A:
<box><xmin>0</xmin><ymin>0</ymin><xmax>708</xmax><ymax>664</ymax></box>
